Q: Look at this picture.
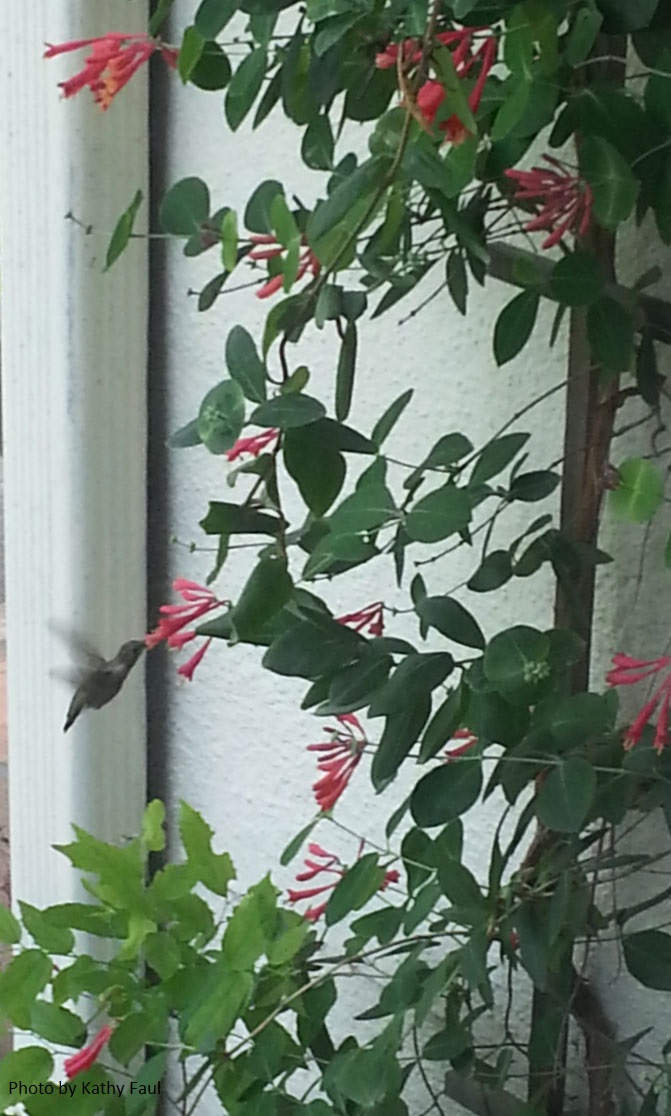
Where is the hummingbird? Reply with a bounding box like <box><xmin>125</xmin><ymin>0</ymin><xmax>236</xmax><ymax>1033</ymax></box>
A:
<box><xmin>62</xmin><ymin>638</ymin><xmax>146</xmax><ymax>732</ymax></box>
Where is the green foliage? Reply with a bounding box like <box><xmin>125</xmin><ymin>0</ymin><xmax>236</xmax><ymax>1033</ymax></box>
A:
<box><xmin>42</xmin><ymin>1</ymin><xmax>671</xmax><ymax>1112</ymax></box>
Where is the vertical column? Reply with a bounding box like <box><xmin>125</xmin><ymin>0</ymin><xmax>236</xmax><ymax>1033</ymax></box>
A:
<box><xmin>0</xmin><ymin>2</ymin><xmax>148</xmax><ymax>906</ymax></box>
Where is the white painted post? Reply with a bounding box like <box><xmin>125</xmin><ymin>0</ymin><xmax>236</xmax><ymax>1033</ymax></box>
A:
<box><xmin>0</xmin><ymin>2</ymin><xmax>149</xmax><ymax>907</ymax></box>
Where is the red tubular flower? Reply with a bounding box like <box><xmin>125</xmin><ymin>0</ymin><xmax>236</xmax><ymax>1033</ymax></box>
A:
<box><xmin>248</xmin><ymin>233</ymin><xmax>321</xmax><ymax>299</ymax></box>
<box><xmin>307</xmin><ymin>713</ymin><xmax>367</xmax><ymax>811</ymax></box>
<box><xmin>146</xmin><ymin>579</ymin><xmax>227</xmax><ymax>680</ymax></box>
<box><xmin>225</xmin><ymin>428</ymin><xmax>279</xmax><ymax>462</ymax></box>
<box><xmin>288</xmin><ymin>843</ymin><xmax>399</xmax><ymax>921</ymax></box>
<box><xmin>607</xmin><ymin>653</ymin><xmax>671</xmax><ymax>752</ymax></box>
<box><xmin>64</xmin><ymin>1024</ymin><xmax>113</xmax><ymax>1079</ymax></box>
<box><xmin>336</xmin><ymin>601</ymin><xmax>384</xmax><ymax>637</ymax></box>
<box><xmin>444</xmin><ymin>727</ymin><xmax>478</xmax><ymax>761</ymax></box>
<box><xmin>416</xmin><ymin>34</ymin><xmax>497</xmax><ymax>144</ymax></box>
<box><xmin>44</xmin><ymin>33</ymin><xmax>177</xmax><ymax>110</ymax></box>
<box><xmin>505</xmin><ymin>155</ymin><xmax>593</xmax><ymax>249</ymax></box>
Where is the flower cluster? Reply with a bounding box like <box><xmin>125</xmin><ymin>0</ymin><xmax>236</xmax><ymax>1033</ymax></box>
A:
<box><xmin>336</xmin><ymin>601</ymin><xmax>384</xmax><ymax>637</ymax></box>
<box><xmin>376</xmin><ymin>27</ymin><xmax>497</xmax><ymax>145</ymax></box>
<box><xmin>288</xmin><ymin>843</ymin><xmax>399</xmax><ymax>921</ymax></box>
<box><xmin>505</xmin><ymin>155</ymin><xmax>593</xmax><ymax>250</ymax></box>
<box><xmin>607</xmin><ymin>653</ymin><xmax>671</xmax><ymax>752</ymax></box>
<box><xmin>64</xmin><ymin>1024</ymin><xmax>113</xmax><ymax>1079</ymax></box>
<box><xmin>146</xmin><ymin>579</ymin><xmax>227</xmax><ymax>681</ymax></box>
<box><xmin>225</xmin><ymin>428</ymin><xmax>279</xmax><ymax>462</ymax></box>
<box><xmin>307</xmin><ymin>713</ymin><xmax>367</xmax><ymax>811</ymax></box>
<box><xmin>248</xmin><ymin>233</ymin><xmax>321</xmax><ymax>299</ymax></box>
<box><xmin>44</xmin><ymin>33</ymin><xmax>177</xmax><ymax>110</ymax></box>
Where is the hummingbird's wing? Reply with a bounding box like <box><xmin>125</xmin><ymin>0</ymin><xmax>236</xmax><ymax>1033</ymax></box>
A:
<box><xmin>49</xmin><ymin>621</ymin><xmax>107</xmax><ymax>670</ymax></box>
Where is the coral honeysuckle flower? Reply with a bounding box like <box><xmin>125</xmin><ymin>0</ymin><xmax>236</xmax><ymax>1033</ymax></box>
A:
<box><xmin>64</xmin><ymin>1024</ymin><xmax>113</xmax><ymax>1079</ymax></box>
<box><xmin>307</xmin><ymin>713</ymin><xmax>367</xmax><ymax>811</ymax></box>
<box><xmin>416</xmin><ymin>35</ymin><xmax>496</xmax><ymax>144</ymax></box>
<box><xmin>444</xmin><ymin>727</ymin><xmax>478</xmax><ymax>761</ymax></box>
<box><xmin>505</xmin><ymin>155</ymin><xmax>593</xmax><ymax>250</ymax></box>
<box><xmin>146</xmin><ymin>579</ymin><xmax>227</xmax><ymax>680</ymax></box>
<box><xmin>376</xmin><ymin>27</ymin><xmax>497</xmax><ymax>145</ymax></box>
<box><xmin>607</xmin><ymin>653</ymin><xmax>671</xmax><ymax>752</ymax></box>
<box><xmin>287</xmin><ymin>842</ymin><xmax>399</xmax><ymax>922</ymax></box>
<box><xmin>248</xmin><ymin>233</ymin><xmax>321</xmax><ymax>299</ymax></box>
<box><xmin>225</xmin><ymin>428</ymin><xmax>279</xmax><ymax>462</ymax></box>
<box><xmin>336</xmin><ymin>601</ymin><xmax>384</xmax><ymax>637</ymax></box>
<box><xmin>44</xmin><ymin>32</ymin><xmax>177</xmax><ymax>110</ymax></box>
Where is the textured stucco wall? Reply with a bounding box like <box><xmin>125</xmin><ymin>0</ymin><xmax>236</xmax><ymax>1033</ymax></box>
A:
<box><xmin>157</xmin><ymin>10</ymin><xmax>671</xmax><ymax>1109</ymax></box>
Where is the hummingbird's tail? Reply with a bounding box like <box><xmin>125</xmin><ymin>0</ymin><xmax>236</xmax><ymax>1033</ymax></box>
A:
<box><xmin>63</xmin><ymin>692</ymin><xmax>84</xmax><ymax>732</ymax></box>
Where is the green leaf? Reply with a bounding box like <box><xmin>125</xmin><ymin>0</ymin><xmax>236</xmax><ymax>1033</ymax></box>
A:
<box><xmin>549</xmin><ymin>252</ymin><xmax>603</xmax><ymax>306</ymax></box>
<box><xmin>179</xmin><ymin>24</ymin><xmax>205</xmax><ymax>83</ymax></box>
<box><xmin>302</xmin><ymin>115</ymin><xmax>334</xmax><ymax>170</ymax></box>
<box><xmin>105</xmin><ymin>189</ymin><xmax>143</xmax><ymax>271</ymax></box>
<box><xmin>411</xmin><ymin>760</ymin><xmax>482</xmax><ymax>827</ymax></box>
<box><xmin>198</xmin><ymin>379</ymin><xmax>245</xmax><ymax>454</ymax></box>
<box><xmin>263</xmin><ymin>613</ymin><xmax>364</xmax><ymax>679</ymax></box>
<box><xmin>230</xmin><ymin>556</ymin><xmax>293</xmax><ymax>641</ymax></box>
<box><xmin>324</xmin><ymin>650</ymin><xmax>393</xmax><ymax>713</ymax></box>
<box><xmin>180</xmin><ymin>802</ymin><xmax>235</xmax><ymax>896</ymax></box>
<box><xmin>195</xmin><ymin>0</ymin><xmax>237</xmax><ymax>37</ymax></box>
<box><xmin>445</xmin><ymin>251</ymin><xmax>468</xmax><ymax>315</ymax></box>
<box><xmin>284</xmin><ymin>427</ymin><xmax>345</xmax><ymax>515</ymax></box>
<box><xmin>493</xmin><ymin>290</ymin><xmax>540</xmax><ymax>366</ymax></box>
<box><xmin>438</xmin><ymin>859</ymin><xmax>485</xmax><ymax>912</ymax></box>
<box><xmin>419</xmin><ymin>687</ymin><xmax>465</xmax><ymax>762</ymax></box>
<box><xmin>226</xmin><ymin>325</ymin><xmax>267</xmax><ymax>403</ymax></box>
<box><xmin>470</xmin><ymin>433</ymin><xmax>529</xmax><ymax>487</ymax></box>
<box><xmin>0</xmin><ymin>950</ymin><xmax>52</xmax><ymax>1027</ymax></box>
<box><xmin>160</xmin><ymin>176</ymin><xmax>210</xmax><ymax>237</ymax></box>
<box><xmin>565</xmin><ymin>7</ymin><xmax>603</xmax><ymax>64</ymax></box>
<box><xmin>0</xmin><ymin>904</ymin><xmax>20</xmax><ymax>943</ymax></box>
<box><xmin>281</xmin><ymin>820</ymin><xmax>318</xmax><ymax>866</ymax></box>
<box><xmin>307</xmin><ymin>156</ymin><xmax>391</xmax><ymax>260</ymax></box>
<box><xmin>587</xmin><ymin>296</ymin><xmax>634</xmax><ymax>372</ymax></box>
<box><xmin>250</xmin><ymin>394</ymin><xmax>325</xmax><ymax>428</ymax></box>
<box><xmin>19</xmin><ymin>902</ymin><xmax>74</xmax><ymax>954</ymax></box>
<box><xmin>548</xmin><ymin>692</ymin><xmax>614</xmax><ymax>748</ymax></box>
<box><xmin>185</xmin><ymin>966</ymin><xmax>253</xmax><ymax>1051</ymax></box>
<box><xmin>225</xmin><ymin>48</ymin><xmax>267</xmax><ymax>130</ymax></box>
<box><xmin>245</xmin><ymin>179</ymin><xmax>284</xmax><ymax>234</ymax></box>
<box><xmin>142</xmin><ymin>799</ymin><xmax>166</xmax><ymax>853</ymax></box>
<box><xmin>405</xmin><ymin>484</ymin><xmax>472</xmax><ymax>543</ymax></box>
<box><xmin>190</xmin><ymin>40</ymin><xmax>233</xmax><ymax>90</ymax></box>
<box><xmin>416</xmin><ymin>597</ymin><xmax>485</xmax><ymax>650</ymax></box>
<box><xmin>325</xmin><ymin>854</ymin><xmax>386</xmax><ymax>926</ymax></box>
<box><xmin>220</xmin><ymin>208</ymin><xmax>238</xmax><ymax>272</ymax></box>
<box><xmin>371</xmin><ymin>694</ymin><xmax>432</xmax><ymax>789</ymax></box>
<box><xmin>608</xmin><ymin>458</ymin><xmax>664</xmax><ymax>523</ymax></box>
<box><xmin>508</xmin><ymin>470</ymin><xmax>560</xmax><ymax>502</ymax></box>
<box><xmin>222</xmin><ymin>876</ymin><xmax>278</xmax><ymax>968</ymax></box>
<box><xmin>468</xmin><ymin>550</ymin><xmax>513</xmax><ymax>592</ymax></box>
<box><xmin>371</xmin><ymin>389</ymin><xmax>413</xmax><ymax>448</ymax></box>
<box><xmin>484</xmin><ymin>625</ymin><xmax>551</xmax><ymax>701</ymax></box>
<box><xmin>536</xmin><ymin>757</ymin><xmax>596</xmax><ymax>832</ymax></box>
<box><xmin>30</xmin><ymin>1001</ymin><xmax>86</xmax><ymax>1046</ymax></box>
<box><xmin>369</xmin><ymin>653</ymin><xmax>454</xmax><ymax>717</ymax></box>
<box><xmin>201</xmin><ymin>501</ymin><xmax>282</xmax><ymax>536</ymax></box>
<box><xmin>579</xmin><ymin>135</ymin><xmax>637</xmax><ymax>229</ymax></box>
<box><xmin>335</xmin><ymin>321</ymin><xmax>357</xmax><ymax>421</ymax></box>
<box><xmin>623</xmin><ymin>930</ymin><xmax>671</xmax><ymax>989</ymax></box>
<box><xmin>0</xmin><ymin>1048</ymin><xmax>53</xmax><ymax>1110</ymax></box>
<box><xmin>329</xmin><ymin>477</ymin><xmax>396</xmax><ymax>533</ymax></box>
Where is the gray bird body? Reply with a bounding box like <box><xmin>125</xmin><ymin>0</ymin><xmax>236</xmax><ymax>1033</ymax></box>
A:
<box><xmin>63</xmin><ymin>639</ymin><xmax>145</xmax><ymax>732</ymax></box>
